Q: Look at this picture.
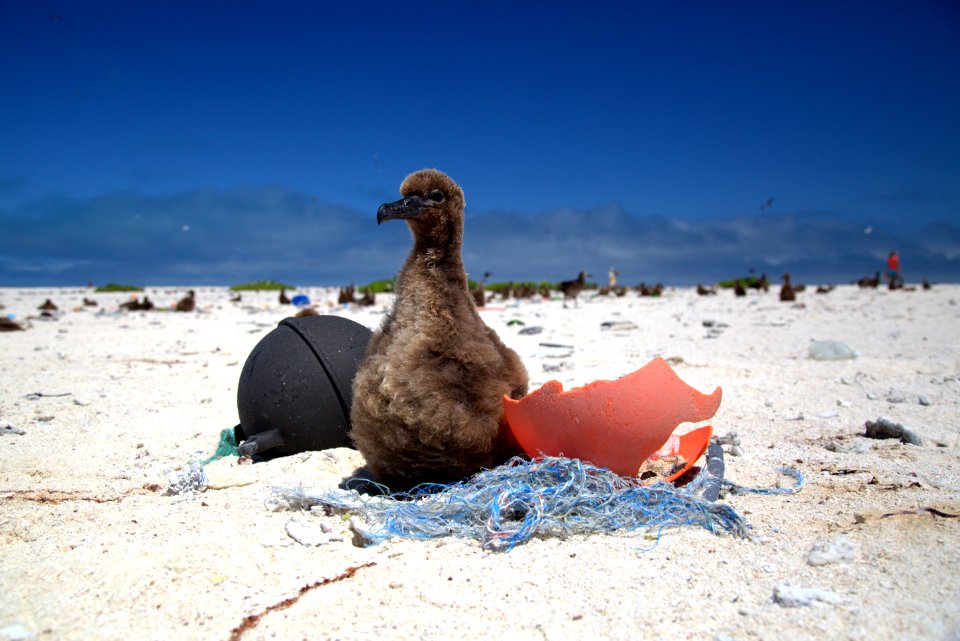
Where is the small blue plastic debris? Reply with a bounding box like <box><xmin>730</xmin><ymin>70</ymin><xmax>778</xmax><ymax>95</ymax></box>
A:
<box><xmin>291</xmin><ymin>294</ymin><xmax>311</xmax><ymax>307</ymax></box>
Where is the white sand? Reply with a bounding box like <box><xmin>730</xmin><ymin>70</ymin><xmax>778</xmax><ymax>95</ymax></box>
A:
<box><xmin>1</xmin><ymin>284</ymin><xmax>958</xmax><ymax>641</ymax></box>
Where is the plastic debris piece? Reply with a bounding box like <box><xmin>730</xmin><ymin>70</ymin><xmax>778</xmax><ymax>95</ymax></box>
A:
<box><xmin>283</xmin><ymin>456</ymin><xmax>748</xmax><ymax>551</ymax></box>
<box><xmin>600</xmin><ymin>320</ymin><xmax>638</xmax><ymax>331</ymax></box>
<box><xmin>642</xmin><ymin>425</ymin><xmax>713</xmax><ymax>483</ymax></box>
<box><xmin>518</xmin><ymin>326</ymin><xmax>543</xmax><ymax>335</ymax></box>
<box><xmin>809</xmin><ymin>340</ymin><xmax>857</xmax><ymax>361</ymax></box>
<box><xmin>502</xmin><ymin>357</ymin><xmax>721</xmax><ymax>477</ymax></box>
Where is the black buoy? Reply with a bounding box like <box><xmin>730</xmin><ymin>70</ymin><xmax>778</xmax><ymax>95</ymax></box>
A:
<box><xmin>234</xmin><ymin>315</ymin><xmax>373</xmax><ymax>460</ymax></box>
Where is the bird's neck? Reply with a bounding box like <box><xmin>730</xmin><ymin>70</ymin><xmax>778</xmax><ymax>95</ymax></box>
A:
<box><xmin>408</xmin><ymin>221</ymin><xmax>464</xmax><ymax>272</ymax></box>
<box><xmin>401</xmin><ymin>245</ymin><xmax>466</xmax><ymax>284</ymax></box>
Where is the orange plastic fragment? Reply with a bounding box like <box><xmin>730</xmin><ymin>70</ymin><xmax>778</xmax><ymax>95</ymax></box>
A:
<box><xmin>502</xmin><ymin>357</ymin><xmax>721</xmax><ymax>477</ymax></box>
<box><xmin>647</xmin><ymin>425</ymin><xmax>714</xmax><ymax>482</ymax></box>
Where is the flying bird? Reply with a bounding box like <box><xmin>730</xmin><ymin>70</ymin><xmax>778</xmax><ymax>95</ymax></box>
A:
<box><xmin>761</xmin><ymin>198</ymin><xmax>774</xmax><ymax>211</ymax></box>
<box><xmin>350</xmin><ymin>169</ymin><xmax>529</xmax><ymax>490</ymax></box>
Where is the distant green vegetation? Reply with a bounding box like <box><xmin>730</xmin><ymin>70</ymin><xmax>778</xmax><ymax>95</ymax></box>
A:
<box><xmin>486</xmin><ymin>280</ymin><xmax>555</xmax><ymax>293</ymax></box>
<box><xmin>229</xmin><ymin>280</ymin><xmax>294</xmax><ymax>291</ymax></box>
<box><xmin>718</xmin><ymin>276</ymin><xmax>764</xmax><ymax>289</ymax></box>
<box><xmin>94</xmin><ymin>283</ymin><xmax>143</xmax><ymax>292</ymax></box>
<box><xmin>360</xmin><ymin>279</ymin><xmax>395</xmax><ymax>293</ymax></box>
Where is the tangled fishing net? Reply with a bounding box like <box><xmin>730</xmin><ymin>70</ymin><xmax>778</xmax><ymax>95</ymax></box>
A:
<box><xmin>268</xmin><ymin>456</ymin><xmax>803</xmax><ymax>552</ymax></box>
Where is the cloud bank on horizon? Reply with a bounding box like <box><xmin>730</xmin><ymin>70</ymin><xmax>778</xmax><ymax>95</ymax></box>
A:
<box><xmin>2</xmin><ymin>184</ymin><xmax>957</xmax><ymax>288</ymax></box>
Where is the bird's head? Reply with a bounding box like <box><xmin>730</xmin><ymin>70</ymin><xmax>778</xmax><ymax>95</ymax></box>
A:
<box><xmin>377</xmin><ymin>169</ymin><xmax>466</xmax><ymax>249</ymax></box>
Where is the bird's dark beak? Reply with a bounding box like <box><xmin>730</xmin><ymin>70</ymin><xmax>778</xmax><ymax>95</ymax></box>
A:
<box><xmin>377</xmin><ymin>195</ymin><xmax>425</xmax><ymax>225</ymax></box>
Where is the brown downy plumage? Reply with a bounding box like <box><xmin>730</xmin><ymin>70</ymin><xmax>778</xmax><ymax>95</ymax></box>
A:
<box><xmin>560</xmin><ymin>271</ymin><xmax>589</xmax><ymax>307</ymax></box>
<box><xmin>338</xmin><ymin>285</ymin><xmax>356</xmax><ymax>304</ymax></box>
<box><xmin>350</xmin><ymin>169</ymin><xmax>529</xmax><ymax>490</ymax></box>
<box><xmin>780</xmin><ymin>274</ymin><xmax>796</xmax><ymax>302</ymax></box>
<box><xmin>175</xmin><ymin>290</ymin><xmax>195</xmax><ymax>312</ymax></box>
<box><xmin>471</xmin><ymin>271</ymin><xmax>491</xmax><ymax>308</ymax></box>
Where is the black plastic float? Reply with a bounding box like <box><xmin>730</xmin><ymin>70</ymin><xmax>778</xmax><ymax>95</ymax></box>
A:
<box><xmin>234</xmin><ymin>315</ymin><xmax>372</xmax><ymax>459</ymax></box>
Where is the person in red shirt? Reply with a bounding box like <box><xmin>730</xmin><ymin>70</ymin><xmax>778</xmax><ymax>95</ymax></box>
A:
<box><xmin>887</xmin><ymin>250</ymin><xmax>903</xmax><ymax>289</ymax></box>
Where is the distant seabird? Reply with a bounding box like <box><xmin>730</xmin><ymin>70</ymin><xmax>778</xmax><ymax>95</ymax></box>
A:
<box><xmin>294</xmin><ymin>306</ymin><xmax>319</xmax><ymax>317</ymax></box>
<box><xmin>560</xmin><ymin>272</ymin><xmax>590</xmax><ymax>308</ymax></box>
<box><xmin>356</xmin><ymin>289</ymin><xmax>376</xmax><ymax>306</ymax></box>
<box><xmin>350</xmin><ymin>169</ymin><xmax>529</xmax><ymax>489</ymax></box>
<box><xmin>780</xmin><ymin>274</ymin><xmax>796</xmax><ymax>302</ymax></box>
<box><xmin>761</xmin><ymin>197</ymin><xmax>774</xmax><ymax>211</ymax></box>
<box><xmin>858</xmin><ymin>272</ymin><xmax>880</xmax><ymax>288</ymax></box>
<box><xmin>0</xmin><ymin>317</ymin><xmax>26</xmax><ymax>332</ymax></box>
<box><xmin>638</xmin><ymin>282</ymin><xmax>664</xmax><ymax>297</ymax></box>
<box><xmin>83</xmin><ymin>297</ymin><xmax>98</xmax><ymax>307</ymax></box>
<box><xmin>38</xmin><ymin>299</ymin><xmax>58</xmax><ymax>311</ymax></box>
<box><xmin>175</xmin><ymin>290</ymin><xmax>196</xmax><ymax>312</ymax></box>
<box><xmin>119</xmin><ymin>296</ymin><xmax>140</xmax><ymax>311</ymax></box>
<box><xmin>748</xmin><ymin>274</ymin><xmax>769</xmax><ymax>292</ymax></box>
<box><xmin>472</xmin><ymin>271</ymin><xmax>491</xmax><ymax>308</ymax></box>
<box><xmin>279</xmin><ymin>289</ymin><xmax>291</xmax><ymax>305</ymax></box>
<box><xmin>338</xmin><ymin>286</ymin><xmax>356</xmax><ymax>304</ymax></box>
<box><xmin>734</xmin><ymin>280</ymin><xmax>747</xmax><ymax>297</ymax></box>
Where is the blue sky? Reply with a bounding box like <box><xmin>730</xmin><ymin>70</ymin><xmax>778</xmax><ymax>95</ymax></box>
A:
<box><xmin>1</xmin><ymin>1</ymin><xmax>958</xmax><ymax>286</ymax></box>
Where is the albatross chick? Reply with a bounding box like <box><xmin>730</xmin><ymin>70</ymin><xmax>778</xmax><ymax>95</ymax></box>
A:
<box><xmin>350</xmin><ymin>169</ymin><xmax>529</xmax><ymax>489</ymax></box>
<box><xmin>175</xmin><ymin>290</ymin><xmax>196</xmax><ymax>312</ymax></box>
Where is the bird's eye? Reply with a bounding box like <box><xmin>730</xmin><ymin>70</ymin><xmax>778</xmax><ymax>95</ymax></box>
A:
<box><xmin>427</xmin><ymin>190</ymin><xmax>445</xmax><ymax>203</ymax></box>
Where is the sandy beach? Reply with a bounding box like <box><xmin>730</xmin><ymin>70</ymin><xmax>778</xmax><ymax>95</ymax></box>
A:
<box><xmin>1</xmin><ymin>283</ymin><xmax>958</xmax><ymax>641</ymax></box>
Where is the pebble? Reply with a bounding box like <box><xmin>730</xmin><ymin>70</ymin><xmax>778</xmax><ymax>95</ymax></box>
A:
<box><xmin>518</xmin><ymin>326</ymin><xmax>543</xmax><ymax>335</ymax></box>
<box><xmin>809</xmin><ymin>340</ymin><xmax>857</xmax><ymax>361</ymax></box>
<box><xmin>918</xmin><ymin>395</ymin><xmax>932</xmax><ymax>406</ymax></box>
<box><xmin>864</xmin><ymin>417</ymin><xmax>923</xmax><ymax>446</ymax></box>
<box><xmin>806</xmin><ymin>535</ymin><xmax>857</xmax><ymax>566</ymax></box>
<box><xmin>715</xmin><ymin>432</ymin><xmax>741</xmax><ymax>446</ymax></box>
<box><xmin>0</xmin><ymin>623</ymin><xmax>34</xmax><ymax>641</ymax></box>
<box><xmin>772</xmin><ymin>583</ymin><xmax>843</xmax><ymax>607</ymax></box>
<box><xmin>285</xmin><ymin>516</ymin><xmax>340</xmax><ymax>546</ymax></box>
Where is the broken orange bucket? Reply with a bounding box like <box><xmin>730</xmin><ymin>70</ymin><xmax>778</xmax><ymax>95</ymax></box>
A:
<box><xmin>502</xmin><ymin>357</ymin><xmax>721</xmax><ymax>479</ymax></box>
